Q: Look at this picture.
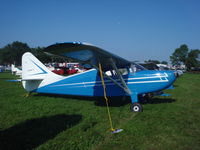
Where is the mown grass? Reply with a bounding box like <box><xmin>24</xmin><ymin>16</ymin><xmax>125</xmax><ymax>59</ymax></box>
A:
<box><xmin>0</xmin><ymin>72</ymin><xmax>200</xmax><ymax>150</ymax></box>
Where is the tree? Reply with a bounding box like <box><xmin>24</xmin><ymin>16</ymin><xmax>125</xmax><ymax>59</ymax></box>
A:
<box><xmin>0</xmin><ymin>41</ymin><xmax>31</xmax><ymax>65</ymax></box>
<box><xmin>161</xmin><ymin>61</ymin><xmax>168</xmax><ymax>65</ymax></box>
<box><xmin>0</xmin><ymin>48</ymin><xmax>4</xmax><ymax>64</ymax></box>
<box><xmin>0</xmin><ymin>41</ymin><xmax>70</xmax><ymax>66</ymax></box>
<box><xmin>170</xmin><ymin>44</ymin><xmax>200</xmax><ymax>71</ymax></box>
<box><xmin>31</xmin><ymin>47</ymin><xmax>52</xmax><ymax>63</ymax></box>
<box><xmin>185</xmin><ymin>49</ymin><xmax>200</xmax><ymax>71</ymax></box>
<box><xmin>31</xmin><ymin>47</ymin><xmax>67</xmax><ymax>63</ymax></box>
<box><xmin>145</xmin><ymin>59</ymin><xmax>160</xmax><ymax>64</ymax></box>
<box><xmin>170</xmin><ymin>44</ymin><xmax>189</xmax><ymax>65</ymax></box>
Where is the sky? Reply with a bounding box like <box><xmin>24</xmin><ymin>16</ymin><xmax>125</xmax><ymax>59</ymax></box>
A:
<box><xmin>0</xmin><ymin>0</ymin><xmax>200</xmax><ymax>62</ymax></box>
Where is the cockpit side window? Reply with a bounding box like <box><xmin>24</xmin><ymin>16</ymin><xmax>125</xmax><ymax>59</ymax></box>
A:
<box><xmin>105</xmin><ymin>62</ymin><xmax>146</xmax><ymax>76</ymax></box>
<box><xmin>105</xmin><ymin>68</ymin><xmax>128</xmax><ymax>76</ymax></box>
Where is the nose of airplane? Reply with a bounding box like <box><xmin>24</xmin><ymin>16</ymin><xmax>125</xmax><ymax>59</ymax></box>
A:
<box><xmin>165</xmin><ymin>70</ymin><xmax>176</xmax><ymax>84</ymax></box>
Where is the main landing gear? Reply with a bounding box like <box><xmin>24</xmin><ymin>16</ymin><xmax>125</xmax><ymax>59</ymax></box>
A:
<box><xmin>130</xmin><ymin>103</ymin><xmax>143</xmax><ymax>112</ymax></box>
<box><xmin>130</xmin><ymin>94</ymin><xmax>143</xmax><ymax>112</ymax></box>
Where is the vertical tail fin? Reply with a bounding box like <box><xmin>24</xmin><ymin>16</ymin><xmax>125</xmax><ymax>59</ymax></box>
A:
<box><xmin>22</xmin><ymin>52</ymin><xmax>64</xmax><ymax>92</ymax></box>
<box><xmin>22</xmin><ymin>52</ymin><xmax>53</xmax><ymax>80</ymax></box>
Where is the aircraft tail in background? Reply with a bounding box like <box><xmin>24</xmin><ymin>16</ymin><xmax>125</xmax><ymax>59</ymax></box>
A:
<box><xmin>11</xmin><ymin>64</ymin><xmax>22</xmax><ymax>76</ymax></box>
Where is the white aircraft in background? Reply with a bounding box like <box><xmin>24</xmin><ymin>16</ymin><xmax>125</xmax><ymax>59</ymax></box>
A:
<box><xmin>11</xmin><ymin>64</ymin><xmax>22</xmax><ymax>76</ymax></box>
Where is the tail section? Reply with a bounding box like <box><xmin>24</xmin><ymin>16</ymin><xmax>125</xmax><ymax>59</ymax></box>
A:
<box><xmin>22</xmin><ymin>52</ymin><xmax>53</xmax><ymax>80</ymax></box>
<box><xmin>22</xmin><ymin>52</ymin><xmax>62</xmax><ymax>92</ymax></box>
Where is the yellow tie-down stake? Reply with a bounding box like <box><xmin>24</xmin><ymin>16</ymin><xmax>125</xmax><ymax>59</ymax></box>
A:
<box><xmin>98</xmin><ymin>63</ymin><xmax>123</xmax><ymax>134</ymax></box>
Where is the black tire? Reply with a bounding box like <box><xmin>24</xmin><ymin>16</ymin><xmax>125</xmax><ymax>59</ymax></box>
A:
<box><xmin>130</xmin><ymin>103</ymin><xmax>143</xmax><ymax>112</ymax></box>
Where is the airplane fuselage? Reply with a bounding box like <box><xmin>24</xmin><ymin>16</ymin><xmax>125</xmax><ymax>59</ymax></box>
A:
<box><xmin>32</xmin><ymin>69</ymin><xmax>175</xmax><ymax>98</ymax></box>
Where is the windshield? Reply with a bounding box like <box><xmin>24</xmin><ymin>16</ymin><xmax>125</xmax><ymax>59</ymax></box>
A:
<box><xmin>129</xmin><ymin>62</ymin><xmax>147</xmax><ymax>73</ymax></box>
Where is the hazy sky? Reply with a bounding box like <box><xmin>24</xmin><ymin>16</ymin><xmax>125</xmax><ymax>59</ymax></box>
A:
<box><xmin>0</xmin><ymin>0</ymin><xmax>200</xmax><ymax>62</ymax></box>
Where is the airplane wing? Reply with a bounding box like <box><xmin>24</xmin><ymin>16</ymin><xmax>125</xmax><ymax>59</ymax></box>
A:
<box><xmin>44</xmin><ymin>42</ymin><xmax>133</xmax><ymax>94</ymax></box>
<box><xmin>44</xmin><ymin>42</ymin><xmax>131</xmax><ymax>72</ymax></box>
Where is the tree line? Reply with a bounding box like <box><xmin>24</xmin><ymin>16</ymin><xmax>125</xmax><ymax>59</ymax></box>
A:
<box><xmin>0</xmin><ymin>41</ymin><xmax>199</xmax><ymax>71</ymax></box>
<box><xmin>170</xmin><ymin>44</ymin><xmax>200</xmax><ymax>71</ymax></box>
<box><xmin>0</xmin><ymin>41</ymin><xmax>63</xmax><ymax>66</ymax></box>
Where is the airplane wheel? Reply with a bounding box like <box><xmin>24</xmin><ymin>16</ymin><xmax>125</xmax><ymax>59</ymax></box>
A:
<box><xmin>130</xmin><ymin>103</ymin><xmax>143</xmax><ymax>112</ymax></box>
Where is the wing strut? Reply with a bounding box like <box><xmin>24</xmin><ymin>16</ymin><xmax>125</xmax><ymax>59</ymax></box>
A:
<box><xmin>109</xmin><ymin>58</ymin><xmax>132</xmax><ymax>95</ymax></box>
<box><xmin>91</xmin><ymin>64</ymin><xmax>127</xmax><ymax>92</ymax></box>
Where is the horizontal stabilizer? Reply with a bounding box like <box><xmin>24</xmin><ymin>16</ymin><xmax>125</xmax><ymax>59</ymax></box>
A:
<box><xmin>21</xmin><ymin>78</ymin><xmax>44</xmax><ymax>81</ymax></box>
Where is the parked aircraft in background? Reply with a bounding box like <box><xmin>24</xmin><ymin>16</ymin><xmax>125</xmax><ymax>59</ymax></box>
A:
<box><xmin>138</xmin><ymin>62</ymin><xmax>184</xmax><ymax>77</ymax></box>
<box><xmin>21</xmin><ymin>42</ymin><xmax>176</xmax><ymax>112</ymax></box>
<box><xmin>11</xmin><ymin>64</ymin><xmax>22</xmax><ymax>76</ymax></box>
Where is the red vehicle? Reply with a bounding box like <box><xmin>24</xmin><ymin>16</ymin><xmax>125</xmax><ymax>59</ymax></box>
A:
<box><xmin>52</xmin><ymin>67</ymin><xmax>78</xmax><ymax>75</ymax></box>
<box><xmin>66</xmin><ymin>68</ymin><xmax>77</xmax><ymax>74</ymax></box>
<box><xmin>52</xmin><ymin>69</ymin><xmax>65</xmax><ymax>75</ymax></box>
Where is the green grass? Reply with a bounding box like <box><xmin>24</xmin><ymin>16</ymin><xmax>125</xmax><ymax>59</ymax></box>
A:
<box><xmin>0</xmin><ymin>72</ymin><xmax>200</xmax><ymax>150</ymax></box>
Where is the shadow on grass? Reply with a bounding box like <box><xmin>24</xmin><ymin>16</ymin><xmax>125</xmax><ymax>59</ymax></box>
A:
<box><xmin>94</xmin><ymin>96</ymin><xmax>131</xmax><ymax>107</ymax></box>
<box><xmin>33</xmin><ymin>93</ymin><xmax>175</xmax><ymax>107</ymax></box>
<box><xmin>173</xmin><ymin>84</ymin><xmax>179</xmax><ymax>88</ymax></box>
<box><xmin>35</xmin><ymin>93</ymin><xmax>98</xmax><ymax>102</ymax></box>
<box><xmin>35</xmin><ymin>93</ymin><xmax>131</xmax><ymax>107</ymax></box>
<box><xmin>0</xmin><ymin>114</ymin><xmax>82</xmax><ymax>150</ymax></box>
<box><xmin>96</xmin><ymin>97</ymin><xmax>176</xmax><ymax>106</ymax></box>
<box><xmin>142</xmin><ymin>97</ymin><xmax>176</xmax><ymax>104</ymax></box>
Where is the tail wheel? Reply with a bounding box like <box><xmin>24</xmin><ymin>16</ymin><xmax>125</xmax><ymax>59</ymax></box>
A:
<box><xmin>130</xmin><ymin>103</ymin><xmax>143</xmax><ymax>112</ymax></box>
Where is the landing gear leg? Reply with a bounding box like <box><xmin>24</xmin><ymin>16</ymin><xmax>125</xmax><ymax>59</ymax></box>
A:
<box><xmin>130</xmin><ymin>93</ymin><xmax>143</xmax><ymax>112</ymax></box>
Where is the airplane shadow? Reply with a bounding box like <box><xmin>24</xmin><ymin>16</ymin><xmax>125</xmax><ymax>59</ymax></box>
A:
<box><xmin>33</xmin><ymin>94</ymin><xmax>175</xmax><ymax>107</ymax></box>
<box><xmin>140</xmin><ymin>97</ymin><xmax>176</xmax><ymax>104</ymax></box>
<box><xmin>94</xmin><ymin>96</ymin><xmax>131</xmax><ymax>107</ymax></box>
<box><xmin>0</xmin><ymin>114</ymin><xmax>82</xmax><ymax>150</ymax></box>
<box><xmin>173</xmin><ymin>84</ymin><xmax>178</xmax><ymax>88</ymax></box>
<box><xmin>35</xmin><ymin>93</ymin><xmax>97</xmax><ymax>102</ymax></box>
<box><xmin>96</xmin><ymin>97</ymin><xmax>176</xmax><ymax>106</ymax></box>
<box><xmin>34</xmin><ymin>93</ymin><xmax>131</xmax><ymax>107</ymax></box>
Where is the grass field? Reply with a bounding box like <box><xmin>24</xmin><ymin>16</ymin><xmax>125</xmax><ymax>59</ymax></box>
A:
<box><xmin>0</xmin><ymin>72</ymin><xmax>200</xmax><ymax>150</ymax></box>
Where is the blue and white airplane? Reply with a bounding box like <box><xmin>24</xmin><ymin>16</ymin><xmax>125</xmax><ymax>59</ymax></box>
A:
<box><xmin>22</xmin><ymin>42</ymin><xmax>176</xmax><ymax>112</ymax></box>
